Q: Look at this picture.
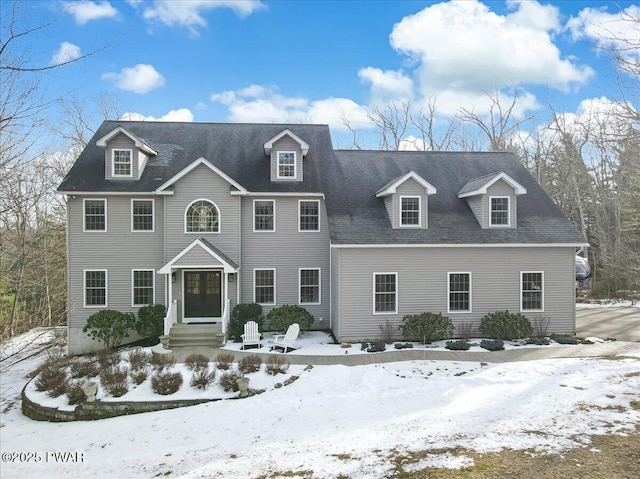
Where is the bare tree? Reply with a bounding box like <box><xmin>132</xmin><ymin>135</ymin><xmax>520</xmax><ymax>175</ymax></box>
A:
<box><xmin>367</xmin><ymin>101</ymin><xmax>411</xmax><ymax>150</ymax></box>
<box><xmin>410</xmin><ymin>97</ymin><xmax>460</xmax><ymax>151</ymax></box>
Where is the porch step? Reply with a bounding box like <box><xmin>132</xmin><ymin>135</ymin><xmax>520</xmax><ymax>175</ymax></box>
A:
<box><xmin>167</xmin><ymin>323</ymin><xmax>225</xmax><ymax>348</ymax></box>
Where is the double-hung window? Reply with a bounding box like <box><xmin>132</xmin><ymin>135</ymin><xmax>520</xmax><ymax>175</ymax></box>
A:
<box><xmin>277</xmin><ymin>152</ymin><xmax>296</xmax><ymax>178</ymax></box>
<box><xmin>521</xmin><ymin>272</ymin><xmax>543</xmax><ymax>311</ymax></box>
<box><xmin>254</xmin><ymin>200</ymin><xmax>275</xmax><ymax>232</ymax></box>
<box><xmin>132</xmin><ymin>270</ymin><xmax>154</xmax><ymax>306</ymax></box>
<box><xmin>374</xmin><ymin>273</ymin><xmax>397</xmax><ymax>314</ymax></box>
<box><xmin>132</xmin><ymin>199</ymin><xmax>154</xmax><ymax>231</ymax></box>
<box><xmin>400</xmin><ymin>196</ymin><xmax>421</xmax><ymax>226</ymax></box>
<box><xmin>299</xmin><ymin>200</ymin><xmax>320</xmax><ymax>231</ymax></box>
<box><xmin>85</xmin><ymin>270</ymin><xmax>107</xmax><ymax>307</ymax></box>
<box><xmin>490</xmin><ymin>196</ymin><xmax>510</xmax><ymax>226</ymax></box>
<box><xmin>84</xmin><ymin>199</ymin><xmax>106</xmax><ymax>231</ymax></box>
<box><xmin>448</xmin><ymin>272</ymin><xmax>471</xmax><ymax>313</ymax></box>
<box><xmin>112</xmin><ymin>149</ymin><xmax>132</xmax><ymax>177</ymax></box>
<box><xmin>254</xmin><ymin>269</ymin><xmax>275</xmax><ymax>305</ymax></box>
<box><xmin>300</xmin><ymin>268</ymin><xmax>321</xmax><ymax>304</ymax></box>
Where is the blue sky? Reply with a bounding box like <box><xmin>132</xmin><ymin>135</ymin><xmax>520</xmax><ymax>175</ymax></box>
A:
<box><xmin>18</xmin><ymin>0</ymin><xmax>640</xmax><ymax>148</ymax></box>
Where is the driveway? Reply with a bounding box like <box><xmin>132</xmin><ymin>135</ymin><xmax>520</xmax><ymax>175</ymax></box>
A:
<box><xmin>576</xmin><ymin>306</ymin><xmax>640</xmax><ymax>342</ymax></box>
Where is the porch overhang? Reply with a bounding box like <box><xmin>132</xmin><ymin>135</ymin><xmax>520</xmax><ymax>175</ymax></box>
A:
<box><xmin>158</xmin><ymin>238</ymin><xmax>239</xmax><ymax>274</ymax></box>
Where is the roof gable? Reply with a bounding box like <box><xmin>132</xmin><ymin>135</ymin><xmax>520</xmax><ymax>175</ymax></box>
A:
<box><xmin>457</xmin><ymin>172</ymin><xmax>526</xmax><ymax>198</ymax></box>
<box><xmin>96</xmin><ymin>126</ymin><xmax>157</xmax><ymax>155</ymax></box>
<box><xmin>376</xmin><ymin>170</ymin><xmax>437</xmax><ymax>198</ymax></box>
<box><xmin>264</xmin><ymin>129</ymin><xmax>310</xmax><ymax>156</ymax></box>
<box><xmin>158</xmin><ymin>238</ymin><xmax>239</xmax><ymax>274</ymax></box>
<box><xmin>155</xmin><ymin>157</ymin><xmax>248</xmax><ymax>195</ymax></box>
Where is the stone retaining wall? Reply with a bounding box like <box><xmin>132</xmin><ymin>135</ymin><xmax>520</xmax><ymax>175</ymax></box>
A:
<box><xmin>21</xmin><ymin>379</ymin><xmax>219</xmax><ymax>422</ymax></box>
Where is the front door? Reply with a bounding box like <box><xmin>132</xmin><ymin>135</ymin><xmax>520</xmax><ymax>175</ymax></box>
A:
<box><xmin>184</xmin><ymin>271</ymin><xmax>222</xmax><ymax>318</ymax></box>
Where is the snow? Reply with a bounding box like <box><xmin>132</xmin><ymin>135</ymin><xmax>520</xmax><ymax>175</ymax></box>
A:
<box><xmin>576</xmin><ymin>299</ymin><xmax>639</xmax><ymax>309</ymax></box>
<box><xmin>1</xmin><ymin>327</ymin><xmax>639</xmax><ymax>479</ymax></box>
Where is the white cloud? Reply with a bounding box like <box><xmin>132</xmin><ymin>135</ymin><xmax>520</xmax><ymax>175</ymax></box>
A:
<box><xmin>210</xmin><ymin>85</ymin><xmax>371</xmax><ymax>131</ymax></box>
<box><xmin>51</xmin><ymin>42</ymin><xmax>82</xmax><ymax>65</ymax></box>
<box><xmin>398</xmin><ymin>135</ymin><xmax>427</xmax><ymax>151</ymax></box>
<box><xmin>389</xmin><ymin>0</ymin><xmax>593</xmax><ymax>102</ymax></box>
<box><xmin>143</xmin><ymin>0</ymin><xmax>265</xmax><ymax>34</ymax></box>
<box><xmin>358</xmin><ymin>67</ymin><xmax>414</xmax><ymax>102</ymax></box>
<box><xmin>66</xmin><ymin>1</ymin><xmax>119</xmax><ymax>25</ymax></box>
<box><xmin>120</xmin><ymin>108</ymin><xmax>194</xmax><ymax>122</ymax></box>
<box><xmin>568</xmin><ymin>5</ymin><xmax>640</xmax><ymax>64</ymax></box>
<box><xmin>102</xmin><ymin>64</ymin><xmax>166</xmax><ymax>94</ymax></box>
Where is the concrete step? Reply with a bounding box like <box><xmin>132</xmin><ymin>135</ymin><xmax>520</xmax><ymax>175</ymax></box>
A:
<box><xmin>168</xmin><ymin>323</ymin><xmax>225</xmax><ymax>348</ymax></box>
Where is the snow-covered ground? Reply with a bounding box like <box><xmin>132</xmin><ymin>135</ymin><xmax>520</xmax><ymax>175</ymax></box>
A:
<box><xmin>1</xmin><ymin>327</ymin><xmax>639</xmax><ymax>479</ymax></box>
<box><xmin>576</xmin><ymin>299</ymin><xmax>639</xmax><ymax>309</ymax></box>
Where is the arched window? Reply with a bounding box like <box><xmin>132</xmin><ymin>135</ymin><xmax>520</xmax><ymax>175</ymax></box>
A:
<box><xmin>185</xmin><ymin>200</ymin><xmax>219</xmax><ymax>233</ymax></box>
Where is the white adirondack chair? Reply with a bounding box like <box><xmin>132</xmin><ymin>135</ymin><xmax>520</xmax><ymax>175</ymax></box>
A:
<box><xmin>241</xmin><ymin>320</ymin><xmax>262</xmax><ymax>350</ymax></box>
<box><xmin>271</xmin><ymin>323</ymin><xmax>300</xmax><ymax>353</ymax></box>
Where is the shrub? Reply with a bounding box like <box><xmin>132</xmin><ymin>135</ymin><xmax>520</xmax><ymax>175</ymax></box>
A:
<box><xmin>135</xmin><ymin>304</ymin><xmax>166</xmax><ymax>339</ymax></box>
<box><xmin>69</xmin><ymin>358</ymin><xmax>100</xmax><ymax>379</ymax></box>
<box><xmin>66</xmin><ymin>381</ymin><xmax>86</xmax><ymax>405</ymax></box>
<box><xmin>531</xmin><ymin>316</ymin><xmax>551</xmax><ymax>338</ymax></box>
<box><xmin>215</xmin><ymin>353</ymin><xmax>235</xmax><ymax>370</ymax></box>
<box><xmin>526</xmin><ymin>336</ymin><xmax>551</xmax><ymax>345</ymax></box>
<box><xmin>480</xmin><ymin>339</ymin><xmax>505</xmax><ymax>351</ymax></box>
<box><xmin>379</xmin><ymin>320</ymin><xmax>395</xmax><ymax>344</ymax></box>
<box><xmin>446</xmin><ymin>340</ymin><xmax>471</xmax><ymax>351</ymax></box>
<box><xmin>151</xmin><ymin>371</ymin><xmax>183</xmax><ymax>395</ymax></box>
<box><xmin>550</xmin><ymin>334</ymin><xmax>580</xmax><ymax>345</ymax></box>
<box><xmin>36</xmin><ymin>348</ymin><xmax>68</xmax><ymax>373</ymax></box>
<box><xmin>100</xmin><ymin>366</ymin><xmax>129</xmax><ymax>397</ymax></box>
<box><xmin>96</xmin><ymin>350</ymin><xmax>121</xmax><ymax>369</ymax></box>
<box><xmin>35</xmin><ymin>366</ymin><xmax>68</xmax><ymax>396</ymax></box>
<box><xmin>184</xmin><ymin>353</ymin><xmax>210</xmax><ymax>371</ymax></box>
<box><xmin>456</xmin><ymin>322</ymin><xmax>475</xmax><ymax>341</ymax></box>
<box><xmin>190</xmin><ymin>368</ymin><xmax>216</xmax><ymax>390</ymax></box>
<box><xmin>479</xmin><ymin>311</ymin><xmax>533</xmax><ymax>340</ymax></box>
<box><xmin>399</xmin><ymin>312</ymin><xmax>454</xmax><ymax>344</ymax></box>
<box><xmin>238</xmin><ymin>354</ymin><xmax>262</xmax><ymax>374</ymax></box>
<box><xmin>265</xmin><ymin>355</ymin><xmax>290</xmax><ymax>375</ymax></box>
<box><xmin>228</xmin><ymin>303</ymin><xmax>264</xmax><ymax>341</ymax></box>
<box><xmin>218</xmin><ymin>371</ymin><xmax>242</xmax><ymax>392</ymax></box>
<box><xmin>130</xmin><ymin>368</ymin><xmax>150</xmax><ymax>385</ymax></box>
<box><xmin>128</xmin><ymin>349</ymin><xmax>151</xmax><ymax>371</ymax></box>
<box><xmin>150</xmin><ymin>353</ymin><xmax>176</xmax><ymax>371</ymax></box>
<box><xmin>267</xmin><ymin>304</ymin><xmax>314</xmax><ymax>332</ymax></box>
<box><xmin>83</xmin><ymin>310</ymin><xmax>136</xmax><ymax>349</ymax></box>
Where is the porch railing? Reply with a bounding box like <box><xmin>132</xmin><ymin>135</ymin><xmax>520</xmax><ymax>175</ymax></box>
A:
<box><xmin>221</xmin><ymin>299</ymin><xmax>231</xmax><ymax>339</ymax></box>
<box><xmin>164</xmin><ymin>300</ymin><xmax>178</xmax><ymax>336</ymax></box>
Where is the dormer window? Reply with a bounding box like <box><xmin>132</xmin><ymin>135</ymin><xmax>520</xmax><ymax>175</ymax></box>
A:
<box><xmin>490</xmin><ymin>196</ymin><xmax>510</xmax><ymax>226</ymax></box>
<box><xmin>277</xmin><ymin>152</ymin><xmax>296</xmax><ymax>179</ymax></box>
<box><xmin>112</xmin><ymin>149</ymin><xmax>132</xmax><ymax>177</ymax></box>
<box><xmin>400</xmin><ymin>196</ymin><xmax>421</xmax><ymax>227</ymax></box>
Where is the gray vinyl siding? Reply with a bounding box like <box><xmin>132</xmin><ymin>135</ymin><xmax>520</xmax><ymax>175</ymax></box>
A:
<box><xmin>172</xmin><ymin>246</ymin><xmax>227</xmax><ymax>267</ymax></box>
<box><xmin>270</xmin><ymin>136</ymin><xmax>304</xmax><ymax>182</ymax></box>
<box><xmin>164</xmin><ymin>163</ymin><xmax>241</xmax><ymax>263</ymax></box>
<box><xmin>467</xmin><ymin>196</ymin><xmax>485</xmax><ymax>228</ymax></box>
<box><xmin>332</xmin><ymin>246</ymin><xmax>576</xmax><ymax>342</ymax></box>
<box><xmin>104</xmin><ymin>133</ymin><xmax>141</xmax><ymax>180</ymax></box>
<box><xmin>67</xmin><ymin>195</ymin><xmax>166</xmax><ymax>353</ymax></box>
<box><xmin>330</xmin><ymin>247</ymin><xmax>341</xmax><ymax>333</ymax></box>
<box><xmin>240</xmin><ymin>196</ymin><xmax>330</xmax><ymax>326</ymax></box>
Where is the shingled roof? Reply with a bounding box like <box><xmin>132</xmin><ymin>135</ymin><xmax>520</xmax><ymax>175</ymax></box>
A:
<box><xmin>59</xmin><ymin>121</ymin><xmax>587</xmax><ymax>246</ymax></box>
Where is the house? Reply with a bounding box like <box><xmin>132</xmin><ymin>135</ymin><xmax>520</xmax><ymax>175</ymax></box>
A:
<box><xmin>58</xmin><ymin>121</ymin><xmax>588</xmax><ymax>354</ymax></box>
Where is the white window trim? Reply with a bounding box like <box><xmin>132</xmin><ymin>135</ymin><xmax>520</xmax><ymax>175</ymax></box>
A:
<box><xmin>83</xmin><ymin>198</ymin><xmax>107</xmax><ymax>232</ymax></box>
<box><xmin>253</xmin><ymin>268</ymin><xmax>276</xmax><ymax>305</ymax></box>
<box><xmin>253</xmin><ymin>199</ymin><xmax>276</xmax><ymax>232</ymax></box>
<box><xmin>399</xmin><ymin>195</ymin><xmax>422</xmax><ymax>227</ymax></box>
<box><xmin>520</xmin><ymin>271</ymin><xmax>544</xmax><ymax>312</ymax></box>
<box><xmin>298</xmin><ymin>199</ymin><xmax>321</xmax><ymax>232</ymax></box>
<box><xmin>184</xmin><ymin>198</ymin><xmax>221</xmax><ymax>234</ymax></box>
<box><xmin>131</xmin><ymin>199</ymin><xmax>155</xmax><ymax>233</ymax></box>
<box><xmin>489</xmin><ymin>195</ymin><xmax>511</xmax><ymax>227</ymax></box>
<box><xmin>299</xmin><ymin>268</ymin><xmax>321</xmax><ymax>305</ymax></box>
<box><xmin>111</xmin><ymin>149</ymin><xmax>133</xmax><ymax>178</ymax></box>
<box><xmin>276</xmin><ymin>151</ymin><xmax>297</xmax><ymax>179</ymax></box>
<box><xmin>84</xmin><ymin>269</ymin><xmax>107</xmax><ymax>308</ymax></box>
<box><xmin>447</xmin><ymin>272</ymin><xmax>472</xmax><ymax>314</ymax></box>
<box><xmin>373</xmin><ymin>272</ymin><xmax>398</xmax><ymax>315</ymax></box>
<box><xmin>131</xmin><ymin>269</ymin><xmax>156</xmax><ymax>307</ymax></box>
